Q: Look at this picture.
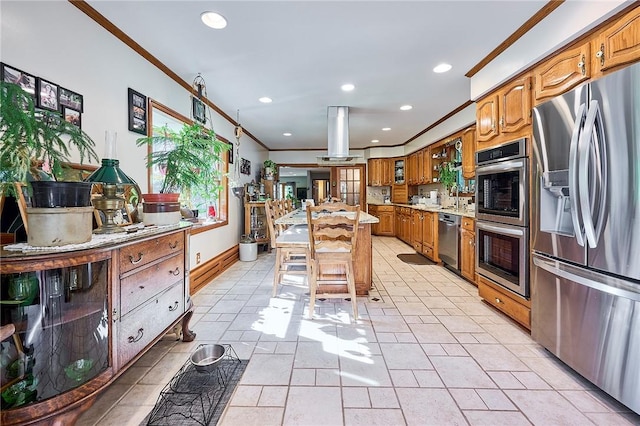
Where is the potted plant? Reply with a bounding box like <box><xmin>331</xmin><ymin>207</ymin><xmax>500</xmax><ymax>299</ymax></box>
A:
<box><xmin>0</xmin><ymin>81</ymin><xmax>99</xmax><ymax>245</ymax></box>
<box><xmin>135</xmin><ymin>122</ymin><xmax>228</xmax><ymax>224</ymax></box>
<box><xmin>438</xmin><ymin>162</ymin><xmax>458</xmax><ymax>193</ymax></box>
<box><xmin>263</xmin><ymin>159</ymin><xmax>277</xmax><ymax>180</ymax></box>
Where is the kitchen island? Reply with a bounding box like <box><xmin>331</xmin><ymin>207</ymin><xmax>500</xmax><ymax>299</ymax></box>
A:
<box><xmin>275</xmin><ymin>208</ymin><xmax>379</xmax><ymax>295</ymax></box>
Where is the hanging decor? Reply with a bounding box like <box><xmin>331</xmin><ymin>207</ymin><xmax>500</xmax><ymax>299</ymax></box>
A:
<box><xmin>231</xmin><ymin>109</ymin><xmax>245</xmax><ymax>198</ymax></box>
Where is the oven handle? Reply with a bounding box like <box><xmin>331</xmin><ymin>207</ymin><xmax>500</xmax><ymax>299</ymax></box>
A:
<box><xmin>476</xmin><ymin>159</ymin><xmax>526</xmax><ymax>175</ymax></box>
<box><xmin>476</xmin><ymin>221</ymin><xmax>525</xmax><ymax>237</ymax></box>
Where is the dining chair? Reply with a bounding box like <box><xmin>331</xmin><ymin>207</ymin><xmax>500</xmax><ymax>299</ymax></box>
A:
<box><xmin>306</xmin><ymin>203</ymin><xmax>360</xmax><ymax>321</ymax></box>
<box><xmin>265</xmin><ymin>199</ymin><xmax>310</xmax><ymax>297</ymax></box>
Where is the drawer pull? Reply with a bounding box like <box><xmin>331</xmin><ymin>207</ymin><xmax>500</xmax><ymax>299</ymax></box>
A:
<box><xmin>127</xmin><ymin>328</ymin><xmax>144</xmax><ymax>343</ymax></box>
<box><xmin>168</xmin><ymin>301</ymin><xmax>179</xmax><ymax>311</ymax></box>
<box><xmin>170</xmin><ymin>267</ymin><xmax>180</xmax><ymax>276</ymax></box>
<box><xmin>495</xmin><ymin>298</ymin><xmax>503</xmax><ymax>304</ymax></box>
<box><xmin>129</xmin><ymin>253</ymin><xmax>144</xmax><ymax>264</ymax></box>
<box><xmin>169</xmin><ymin>241</ymin><xmax>178</xmax><ymax>249</ymax></box>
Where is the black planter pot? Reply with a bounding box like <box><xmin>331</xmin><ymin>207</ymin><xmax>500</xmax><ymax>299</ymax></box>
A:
<box><xmin>30</xmin><ymin>181</ymin><xmax>93</xmax><ymax>208</ymax></box>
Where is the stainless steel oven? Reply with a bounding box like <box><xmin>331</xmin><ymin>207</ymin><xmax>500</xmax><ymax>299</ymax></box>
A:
<box><xmin>476</xmin><ymin>138</ymin><xmax>528</xmax><ymax>227</ymax></box>
<box><xmin>476</xmin><ymin>221</ymin><xmax>529</xmax><ymax>297</ymax></box>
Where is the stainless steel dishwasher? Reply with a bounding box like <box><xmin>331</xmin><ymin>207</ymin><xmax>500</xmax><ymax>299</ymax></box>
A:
<box><xmin>438</xmin><ymin>212</ymin><xmax>460</xmax><ymax>271</ymax></box>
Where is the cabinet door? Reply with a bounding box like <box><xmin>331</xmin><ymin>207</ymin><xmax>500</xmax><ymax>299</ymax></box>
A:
<box><xmin>534</xmin><ymin>41</ymin><xmax>591</xmax><ymax>104</ymax></box>
<box><xmin>421</xmin><ymin>149</ymin><xmax>431</xmax><ymax>184</ymax></box>
<box><xmin>499</xmin><ymin>75</ymin><xmax>532</xmax><ymax>135</ymax></box>
<box><xmin>415</xmin><ymin>150</ymin><xmax>424</xmax><ymax>184</ymax></box>
<box><xmin>593</xmin><ymin>6</ymin><xmax>640</xmax><ymax>76</ymax></box>
<box><xmin>395</xmin><ymin>208</ymin><xmax>402</xmax><ymax>238</ymax></box>
<box><xmin>411</xmin><ymin>211</ymin><xmax>423</xmax><ymax>249</ymax></box>
<box><xmin>407</xmin><ymin>153</ymin><xmax>417</xmax><ymax>185</ymax></box>
<box><xmin>403</xmin><ymin>213</ymin><xmax>411</xmax><ymax>244</ymax></box>
<box><xmin>382</xmin><ymin>159</ymin><xmax>393</xmax><ymax>186</ymax></box>
<box><xmin>422</xmin><ymin>212</ymin><xmax>434</xmax><ymax>247</ymax></box>
<box><xmin>476</xmin><ymin>94</ymin><xmax>499</xmax><ymax>143</ymax></box>
<box><xmin>379</xmin><ymin>211</ymin><xmax>394</xmax><ymax>235</ymax></box>
<box><xmin>460</xmin><ymin>229</ymin><xmax>476</xmax><ymax>284</ymax></box>
<box><xmin>367</xmin><ymin>159</ymin><xmax>377</xmax><ymax>186</ymax></box>
<box><xmin>462</xmin><ymin>127</ymin><xmax>476</xmax><ymax>180</ymax></box>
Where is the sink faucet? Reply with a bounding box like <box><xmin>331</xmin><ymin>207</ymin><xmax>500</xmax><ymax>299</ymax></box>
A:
<box><xmin>451</xmin><ymin>185</ymin><xmax>459</xmax><ymax>210</ymax></box>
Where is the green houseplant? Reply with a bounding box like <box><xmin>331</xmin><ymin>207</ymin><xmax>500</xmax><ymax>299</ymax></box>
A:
<box><xmin>438</xmin><ymin>162</ymin><xmax>457</xmax><ymax>192</ymax></box>
<box><xmin>263</xmin><ymin>159</ymin><xmax>277</xmax><ymax>180</ymax></box>
<box><xmin>135</xmin><ymin>123</ymin><xmax>228</xmax><ymax>223</ymax></box>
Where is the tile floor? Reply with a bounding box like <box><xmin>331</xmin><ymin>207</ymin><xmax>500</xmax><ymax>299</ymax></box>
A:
<box><xmin>77</xmin><ymin>236</ymin><xmax>640</xmax><ymax>426</ymax></box>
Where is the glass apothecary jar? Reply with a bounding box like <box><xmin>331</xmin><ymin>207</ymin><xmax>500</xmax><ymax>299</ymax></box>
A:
<box><xmin>0</xmin><ymin>255</ymin><xmax>109</xmax><ymax>411</ymax></box>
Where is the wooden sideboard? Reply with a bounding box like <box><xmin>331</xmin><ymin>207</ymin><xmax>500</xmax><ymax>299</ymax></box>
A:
<box><xmin>0</xmin><ymin>224</ymin><xmax>195</xmax><ymax>425</ymax></box>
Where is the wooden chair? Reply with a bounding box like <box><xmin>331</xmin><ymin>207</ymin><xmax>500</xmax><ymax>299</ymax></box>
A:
<box><xmin>306</xmin><ymin>203</ymin><xmax>360</xmax><ymax>321</ymax></box>
<box><xmin>265</xmin><ymin>199</ymin><xmax>310</xmax><ymax>297</ymax></box>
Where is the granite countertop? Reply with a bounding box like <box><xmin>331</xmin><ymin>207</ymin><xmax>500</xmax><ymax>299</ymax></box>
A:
<box><xmin>275</xmin><ymin>209</ymin><xmax>380</xmax><ymax>225</ymax></box>
<box><xmin>368</xmin><ymin>202</ymin><xmax>476</xmax><ymax>219</ymax></box>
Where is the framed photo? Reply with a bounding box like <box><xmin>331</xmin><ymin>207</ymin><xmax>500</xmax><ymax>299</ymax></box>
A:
<box><xmin>59</xmin><ymin>87</ymin><xmax>83</xmax><ymax>112</ymax></box>
<box><xmin>192</xmin><ymin>97</ymin><xmax>206</xmax><ymax>124</ymax></box>
<box><xmin>240</xmin><ymin>158</ymin><xmax>251</xmax><ymax>175</ymax></box>
<box><xmin>63</xmin><ymin>107</ymin><xmax>81</xmax><ymax>129</ymax></box>
<box><xmin>128</xmin><ymin>88</ymin><xmax>147</xmax><ymax>135</ymax></box>
<box><xmin>37</xmin><ymin>78</ymin><xmax>59</xmax><ymax>111</ymax></box>
<box><xmin>227</xmin><ymin>142</ymin><xmax>234</xmax><ymax>164</ymax></box>
<box><xmin>1</xmin><ymin>63</ymin><xmax>36</xmax><ymax>99</ymax></box>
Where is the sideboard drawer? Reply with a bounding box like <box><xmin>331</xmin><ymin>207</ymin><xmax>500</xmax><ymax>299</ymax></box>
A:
<box><xmin>117</xmin><ymin>281</ymin><xmax>184</xmax><ymax>367</ymax></box>
<box><xmin>119</xmin><ymin>233</ymin><xmax>184</xmax><ymax>274</ymax></box>
<box><xmin>120</xmin><ymin>254</ymin><xmax>183</xmax><ymax>317</ymax></box>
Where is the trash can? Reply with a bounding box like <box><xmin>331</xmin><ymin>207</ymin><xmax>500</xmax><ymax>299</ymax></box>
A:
<box><xmin>239</xmin><ymin>234</ymin><xmax>258</xmax><ymax>262</ymax></box>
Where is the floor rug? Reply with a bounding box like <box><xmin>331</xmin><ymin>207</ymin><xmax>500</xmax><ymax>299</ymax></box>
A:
<box><xmin>397</xmin><ymin>253</ymin><xmax>436</xmax><ymax>265</ymax></box>
<box><xmin>144</xmin><ymin>345</ymin><xmax>247</xmax><ymax>426</ymax></box>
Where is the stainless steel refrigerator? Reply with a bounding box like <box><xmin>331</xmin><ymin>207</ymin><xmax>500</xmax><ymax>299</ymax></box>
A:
<box><xmin>531</xmin><ymin>62</ymin><xmax>640</xmax><ymax>414</ymax></box>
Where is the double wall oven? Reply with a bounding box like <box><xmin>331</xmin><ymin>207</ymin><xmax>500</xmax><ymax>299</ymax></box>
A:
<box><xmin>475</xmin><ymin>138</ymin><xmax>529</xmax><ymax>298</ymax></box>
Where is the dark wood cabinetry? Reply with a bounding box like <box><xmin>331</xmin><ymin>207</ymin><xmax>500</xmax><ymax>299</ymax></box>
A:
<box><xmin>0</xmin><ymin>225</ymin><xmax>194</xmax><ymax>425</ymax></box>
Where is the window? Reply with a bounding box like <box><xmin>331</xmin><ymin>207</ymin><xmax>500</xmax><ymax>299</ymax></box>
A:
<box><xmin>146</xmin><ymin>99</ymin><xmax>228</xmax><ymax>224</ymax></box>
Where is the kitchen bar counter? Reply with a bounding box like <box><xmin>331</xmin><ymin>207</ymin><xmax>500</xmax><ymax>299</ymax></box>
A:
<box><xmin>276</xmin><ymin>208</ymin><xmax>377</xmax><ymax>295</ymax></box>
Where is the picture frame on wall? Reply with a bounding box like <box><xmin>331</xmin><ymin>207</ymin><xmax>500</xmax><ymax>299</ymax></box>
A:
<box><xmin>63</xmin><ymin>107</ymin><xmax>81</xmax><ymax>129</ymax></box>
<box><xmin>128</xmin><ymin>88</ymin><xmax>147</xmax><ymax>135</ymax></box>
<box><xmin>59</xmin><ymin>87</ymin><xmax>83</xmax><ymax>112</ymax></box>
<box><xmin>227</xmin><ymin>142</ymin><xmax>234</xmax><ymax>164</ymax></box>
<box><xmin>192</xmin><ymin>97</ymin><xmax>206</xmax><ymax>124</ymax></box>
<box><xmin>1</xmin><ymin>62</ymin><xmax>36</xmax><ymax>99</ymax></box>
<box><xmin>240</xmin><ymin>158</ymin><xmax>251</xmax><ymax>175</ymax></box>
<box><xmin>37</xmin><ymin>78</ymin><xmax>59</xmax><ymax>111</ymax></box>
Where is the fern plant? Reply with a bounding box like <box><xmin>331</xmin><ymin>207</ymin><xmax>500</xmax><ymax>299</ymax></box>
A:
<box><xmin>0</xmin><ymin>81</ymin><xmax>98</xmax><ymax>197</ymax></box>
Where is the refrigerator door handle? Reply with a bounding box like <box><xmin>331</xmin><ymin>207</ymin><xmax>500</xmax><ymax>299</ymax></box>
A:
<box><xmin>578</xmin><ymin>100</ymin><xmax>608</xmax><ymax>248</ymax></box>
<box><xmin>569</xmin><ymin>102</ymin><xmax>586</xmax><ymax>247</ymax></box>
<box><xmin>533</xmin><ymin>254</ymin><xmax>640</xmax><ymax>302</ymax></box>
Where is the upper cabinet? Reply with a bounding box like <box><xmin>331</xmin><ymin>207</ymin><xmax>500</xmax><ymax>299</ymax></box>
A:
<box><xmin>367</xmin><ymin>158</ymin><xmax>393</xmax><ymax>186</ymax></box>
<box><xmin>593</xmin><ymin>6</ymin><xmax>640</xmax><ymax>78</ymax></box>
<box><xmin>462</xmin><ymin>126</ymin><xmax>476</xmax><ymax>180</ymax></box>
<box><xmin>534</xmin><ymin>41</ymin><xmax>591</xmax><ymax>105</ymax></box>
<box><xmin>476</xmin><ymin>74</ymin><xmax>532</xmax><ymax>149</ymax></box>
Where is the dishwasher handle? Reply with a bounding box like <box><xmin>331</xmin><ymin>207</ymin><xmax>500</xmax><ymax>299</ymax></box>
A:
<box><xmin>438</xmin><ymin>213</ymin><xmax>459</xmax><ymax>225</ymax></box>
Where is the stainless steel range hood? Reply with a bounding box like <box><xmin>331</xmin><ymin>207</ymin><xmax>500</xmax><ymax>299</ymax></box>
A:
<box><xmin>317</xmin><ymin>106</ymin><xmax>359</xmax><ymax>164</ymax></box>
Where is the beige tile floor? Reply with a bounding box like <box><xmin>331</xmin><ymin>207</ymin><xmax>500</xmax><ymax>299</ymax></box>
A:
<box><xmin>77</xmin><ymin>236</ymin><xmax>640</xmax><ymax>426</ymax></box>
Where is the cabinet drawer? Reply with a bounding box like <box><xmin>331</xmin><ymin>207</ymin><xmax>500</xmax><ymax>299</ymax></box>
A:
<box><xmin>119</xmin><ymin>233</ymin><xmax>184</xmax><ymax>274</ymax></box>
<box><xmin>117</xmin><ymin>282</ymin><xmax>184</xmax><ymax>367</ymax></box>
<box><xmin>120</xmin><ymin>254</ymin><xmax>183</xmax><ymax>317</ymax></box>
<box><xmin>422</xmin><ymin>245</ymin><xmax>434</xmax><ymax>260</ymax></box>
<box><xmin>378</xmin><ymin>205</ymin><xmax>394</xmax><ymax>212</ymax></box>
<box><xmin>413</xmin><ymin>241</ymin><xmax>422</xmax><ymax>253</ymax></box>
<box><xmin>462</xmin><ymin>217</ymin><xmax>475</xmax><ymax>232</ymax></box>
<box><xmin>478</xmin><ymin>277</ymin><xmax>530</xmax><ymax>330</ymax></box>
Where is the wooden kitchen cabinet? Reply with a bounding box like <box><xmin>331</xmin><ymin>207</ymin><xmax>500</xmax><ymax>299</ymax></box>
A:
<box><xmin>369</xmin><ymin>204</ymin><xmax>394</xmax><ymax>236</ymax></box>
<box><xmin>460</xmin><ymin>217</ymin><xmax>476</xmax><ymax>285</ymax></box>
<box><xmin>478</xmin><ymin>275</ymin><xmax>530</xmax><ymax>330</ymax></box>
<box><xmin>592</xmin><ymin>6</ymin><xmax>640</xmax><ymax>78</ymax></box>
<box><xmin>411</xmin><ymin>210</ymin><xmax>423</xmax><ymax>253</ymax></box>
<box><xmin>476</xmin><ymin>74</ymin><xmax>532</xmax><ymax>149</ymax></box>
<box><xmin>462</xmin><ymin>126</ymin><xmax>476</xmax><ymax>179</ymax></box>
<box><xmin>0</xmin><ymin>225</ymin><xmax>194</xmax><ymax>425</ymax></box>
<box><xmin>534</xmin><ymin>41</ymin><xmax>591</xmax><ymax>104</ymax></box>
<box><xmin>367</xmin><ymin>158</ymin><xmax>381</xmax><ymax>186</ymax></box>
<box><xmin>381</xmin><ymin>158</ymin><xmax>393</xmax><ymax>186</ymax></box>
<box><xmin>394</xmin><ymin>207</ymin><xmax>411</xmax><ymax>244</ymax></box>
<box><xmin>421</xmin><ymin>211</ymin><xmax>438</xmax><ymax>262</ymax></box>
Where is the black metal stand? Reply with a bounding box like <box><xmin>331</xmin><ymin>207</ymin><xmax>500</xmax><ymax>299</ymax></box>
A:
<box><xmin>146</xmin><ymin>344</ymin><xmax>244</xmax><ymax>426</ymax></box>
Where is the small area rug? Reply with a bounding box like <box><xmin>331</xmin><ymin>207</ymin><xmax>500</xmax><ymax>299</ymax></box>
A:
<box><xmin>144</xmin><ymin>347</ymin><xmax>247</xmax><ymax>426</ymax></box>
<box><xmin>397</xmin><ymin>253</ymin><xmax>436</xmax><ymax>265</ymax></box>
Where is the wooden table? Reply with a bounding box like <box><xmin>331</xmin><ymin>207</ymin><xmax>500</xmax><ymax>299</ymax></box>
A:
<box><xmin>275</xmin><ymin>208</ymin><xmax>379</xmax><ymax>295</ymax></box>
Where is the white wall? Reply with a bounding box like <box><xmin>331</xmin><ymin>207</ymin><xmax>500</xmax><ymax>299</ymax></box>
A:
<box><xmin>0</xmin><ymin>1</ymin><xmax>265</xmax><ymax>267</ymax></box>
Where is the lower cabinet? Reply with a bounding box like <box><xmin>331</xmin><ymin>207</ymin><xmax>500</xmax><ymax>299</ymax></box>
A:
<box><xmin>369</xmin><ymin>205</ymin><xmax>394</xmax><ymax>236</ymax></box>
<box><xmin>478</xmin><ymin>275</ymin><xmax>531</xmax><ymax>330</ymax></box>
<box><xmin>460</xmin><ymin>217</ymin><xmax>476</xmax><ymax>285</ymax></box>
<box><xmin>0</xmin><ymin>225</ymin><xmax>194</xmax><ymax>425</ymax></box>
<box><xmin>421</xmin><ymin>211</ymin><xmax>438</xmax><ymax>262</ymax></box>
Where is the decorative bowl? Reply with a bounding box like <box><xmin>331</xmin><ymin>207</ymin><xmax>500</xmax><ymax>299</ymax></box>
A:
<box><xmin>190</xmin><ymin>344</ymin><xmax>226</xmax><ymax>373</ymax></box>
<box><xmin>64</xmin><ymin>358</ymin><xmax>93</xmax><ymax>382</ymax></box>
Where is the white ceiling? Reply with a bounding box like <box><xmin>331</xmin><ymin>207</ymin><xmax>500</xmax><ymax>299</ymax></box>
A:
<box><xmin>86</xmin><ymin>1</ymin><xmax>547</xmax><ymax>152</ymax></box>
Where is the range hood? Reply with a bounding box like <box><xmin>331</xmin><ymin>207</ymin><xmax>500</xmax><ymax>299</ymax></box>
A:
<box><xmin>317</xmin><ymin>106</ymin><xmax>359</xmax><ymax>164</ymax></box>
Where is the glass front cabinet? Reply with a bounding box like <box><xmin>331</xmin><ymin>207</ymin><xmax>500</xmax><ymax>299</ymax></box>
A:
<box><xmin>1</xmin><ymin>251</ymin><xmax>111</xmax><ymax>420</ymax></box>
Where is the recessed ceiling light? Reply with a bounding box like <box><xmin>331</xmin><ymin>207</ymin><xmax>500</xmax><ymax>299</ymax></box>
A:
<box><xmin>382</xmin><ymin>127</ymin><xmax>391</xmax><ymax>131</ymax></box>
<box><xmin>258</xmin><ymin>97</ymin><xmax>272</xmax><ymax>103</ymax></box>
<box><xmin>400</xmin><ymin>105</ymin><xmax>413</xmax><ymax>111</ymax></box>
<box><xmin>201</xmin><ymin>11</ymin><xmax>227</xmax><ymax>29</ymax></box>
<box><xmin>433</xmin><ymin>63</ymin><xmax>452</xmax><ymax>73</ymax></box>
<box><xmin>283</xmin><ymin>132</ymin><xmax>292</xmax><ymax>136</ymax></box>
<box><xmin>341</xmin><ymin>83</ymin><xmax>355</xmax><ymax>92</ymax></box>
<box><xmin>371</xmin><ymin>139</ymin><xmax>379</xmax><ymax>143</ymax></box>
